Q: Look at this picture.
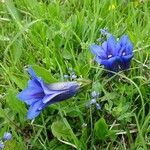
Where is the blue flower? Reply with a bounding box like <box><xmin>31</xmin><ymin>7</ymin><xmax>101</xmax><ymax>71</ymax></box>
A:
<box><xmin>17</xmin><ymin>67</ymin><xmax>80</xmax><ymax>120</ymax></box>
<box><xmin>90</xmin><ymin>35</ymin><xmax>120</xmax><ymax>72</ymax></box>
<box><xmin>117</xmin><ymin>35</ymin><xmax>134</xmax><ymax>70</ymax></box>
<box><xmin>71</xmin><ymin>73</ymin><xmax>77</xmax><ymax>80</ymax></box>
<box><xmin>95</xmin><ymin>103</ymin><xmax>101</xmax><ymax>110</ymax></box>
<box><xmin>3</xmin><ymin>132</ymin><xmax>12</xmax><ymax>141</ymax></box>
<box><xmin>91</xmin><ymin>91</ymin><xmax>99</xmax><ymax>98</ymax></box>
<box><xmin>90</xmin><ymin>98</ymin><xmax>97</xmax><ymax>104</ymax></box>
<box><xmin>90</xmin><ymin>34</ymin><xmax>134</xmax><ymax>74</ymax></box>
<box><xmin>100</xmin><ymin>28</ymin><xmax>110</xmax><ymax>36</ymax></box>
<box><xmin>86</xmin><ymin>91</ymin><xmax>101</xmax><ymax>110</ymax></box>
<box><xmin>0</xmin><ymin>141</ymin><xmax>4</xmax><ymax>149</ymax></box>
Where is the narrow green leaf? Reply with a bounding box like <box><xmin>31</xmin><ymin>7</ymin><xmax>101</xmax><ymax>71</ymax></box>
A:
<box><xmin>6</xmin><ymin>89</ymin><xmax>26</xmax><ymax>124</ymax></box>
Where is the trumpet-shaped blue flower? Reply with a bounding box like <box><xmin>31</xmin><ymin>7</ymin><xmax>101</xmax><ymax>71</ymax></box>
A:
<box><xmin>90</xmin><ymin>34</ymin><xmax>134</xmax><ymax>74</ymax></box>
<box><xmin>17</xmin><ymin>67</ymin><xmax>80</xmax><ymax>120</ymax></box>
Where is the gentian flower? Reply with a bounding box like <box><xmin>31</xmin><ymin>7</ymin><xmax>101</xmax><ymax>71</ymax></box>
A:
<box><xmin>3</xmin><ymin>132</ymin><xmax>12</xmax><ymax>141</ymax></box>
<box><xmin>90</xmin><ymin>34</ymin><xmax>134</xmax><ymax>74</ymax></box>
<box><xmin>117</xmin><ymin>35</ymin><xmax>134</xmax><ymax>70</ymax></box>
<box><xmin>90</xmin><ymin>35</ymin><xmax>120</xmax><ymax>72</ymax></box>
<box><xmin>17</xmin><ymin>67</ymin><xmax>80</xmax><ymax>120</ymax></box>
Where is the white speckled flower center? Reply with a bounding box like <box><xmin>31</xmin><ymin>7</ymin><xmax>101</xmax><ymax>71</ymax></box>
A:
<box><xmin>108</xmin><ymin>54</ymin><xmax>112</xmax><ymax>58</ymax></box>
<box><xmin>122</xmin><ymin>52</ymin><xmax>126</xmax><ymax>56</ymax></box>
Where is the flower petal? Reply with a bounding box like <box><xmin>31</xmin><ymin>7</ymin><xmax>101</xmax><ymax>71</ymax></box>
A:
<box><xmin>120</xmin><ymin>54</ymin><xmax>133</xmax><ymax>70</ymax></box>
<box><xmin>17</xmin><ymin>80</ymin><xmax>44</xmax><ymax>105</ymax></box>
<box><xmin>28</xmin><ymin>79</ymin><xmax>43</xmax><ymax>90</ymax></box>
<box><xmin>3</xmin><ymin>132</ymin><xmax>12</xmax><ymax>141</ymax></box>
<box><xmin>126</xmin><ymin>41</ymin><xmax>133</xmax><ymax>55</ymax></box>
<box><xmin>118</xmin><ymin>35</ymin><xmax>134</xmax><ymax>55</ymax></box>
<box><xmin>95</xmin><ymin>56</ymin><xmax>102</xmax><ymax>64</ymax></box>
<box><xmin>39</xmin><ymin>87</ymin><xmax>79</xmax><ymax>111</ymax></box>
<box><xmin>28</xmin><ymin>67</ymin><xmax>37</xmax><ymax>79</ymax></box>
<box><xmin>48</xmin><ymin>90</ymin><xmax>77</xmax><ymax>104</ymax></box>
<box><xmin>102</xmin><ymin>41</ymin><xmax>107</xmax><ymax>51</ymax></box>
<box><xmin>27</xmin><ymin>100</ymin><xmax>44</xmax><ymax>119</ymax></box>
<box><xmin>107</xmin><ymin>35</ymin><xmax>117</xmax><ymax>56</ymax></box>
<box><xmin>101</xmin><ymin>57</ymin><xmax>120</xmax><ymax>72</ymax></box>
<box><xmin>43</xmin><ymin>83</ymin><xmax>79</xmax><ymax>105</ymax></box>
<box><xmin>90</xmin><ymin>44</ymin><xmax>107</xmax><ymax>59</ymax></box>
<box><xmin>42</xmin><ymin>93</ymin><xmax>61</xmax><ymax>104</ymax></box>
<box><xmin>47</xmin><ymin>82</ymin><xmax>79</xmax><ymax>91</ymax></box>
<box><xmin>119</xmin><ymin>35</ymin><xmax>129</xmax><ymax>46</ymax></box>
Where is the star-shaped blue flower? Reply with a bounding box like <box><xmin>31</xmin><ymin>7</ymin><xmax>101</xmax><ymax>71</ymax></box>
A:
<box><xmin>17</xmin><ymin>67</ymin><xmax>80</xmax><ymax>120</ymax></box>
<box><xmin>117</xmin><ymin>35</ymin><xmax>134</xmax><ymax>70</ymax></box>
<box><xmin>90</xmin><ymin>34</ymin><xmax>134</xmax><ymax>74</ymax></box>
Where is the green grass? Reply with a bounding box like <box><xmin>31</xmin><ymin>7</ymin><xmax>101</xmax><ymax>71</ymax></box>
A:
<box><xmin>0</xmin><ymin>0</ymin><xmax>150</xmax><ymax>149</ymax></box>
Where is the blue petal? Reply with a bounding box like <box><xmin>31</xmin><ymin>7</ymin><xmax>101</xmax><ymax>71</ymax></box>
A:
<box><xmin>0</xmin><ymin>141</ymin><xmax>4</xmax><ymax>149</ymax></box>
<box><xmin>107</xmin><ymin>35</ymin><xmax>117</xmax><ymax>56</ymax></box>
<box><xmin>119</xmin><ymin>35</ymin><xmax>129</xmax><ymax>46</ymax></box>
<box><xmin>28</xmin><ymin>79</ymin><xmax>42</xmax><ymax>90</ymax></box>
<box><xmin>47</xmin><ymin>82</ymin><xmax>79</xmax><ymax>91</ymax></box>
<box><xmin>125</xmin><ymin>41</ymin><xmax>133</xmax><ymax>55</ymax></box>
<box><xmin>28</xmin><ymin>67</ymin><xmax>37</xmax><ymax>79</ymax></box>
<box><xmin>17</xmin><ymin>80</ymin><xmax>44</xmax><ymax>105</ymax></box>
<box><xmin>40</xmin><ymin>80</ymin><xmax>56</xmax><ymax>95</ymax></box>
<box><xmin>39</xmin><ymin>83</ymin><xmax>79</xmax><ymax>111</ymax></box>
<box><xmin>17</xmin><ymin>87</ymin><xmax>43</xmax><ymax>101</ymax></box>
<box><xmin>3</xmin><ymin>132</ymin><xmax>12</xmax><ymax>141</ymax></box>
<box><xmin>27</xmin><ymin>100</ymin><xmax>44</xmax><ymax>119</ymax></box>
<box><xmin>101</xmin><ymin>57</ymin><xmax>120</xmax><ymax>72</ymax></box>
<box><xmin>95</xmin><ymin>56</ymin><xmax>102</xmax><ymax>64</ymax></box>
<box><xmin>48</xmin><ymin>90</ymin><xmax>76</xmax><ymax>104</ymax></box>
<box><xmin>117</xmin><ymin>35</ymin><xmax>134</xmax><ymax>56</ymax></box>
<box><xmin>120</xmin><ymin>54</ymin><xmax>133</xmax><ymax>70</ymax></box>
<box><xmin>42</xmin><ymin>93</ymin><xmax>61</xmax><ymax>104</ymax></box>
<box><xmin>102</xmin><ymin>41</ymin><xmax>107</xmax><ymax>51</ymax></box>
<box><xmin>90</xmin><ymin>44</ymin><xmax>107</xmax><ymax>59</ymax></box>
<box><xmin>28</xmin><ymin>67</ymin><xmax>44</xmax><ymax>88</ymax></box>
<box><xmin>43</xmin><ymin>83</ymin><xmax>79</xmax><ymax>105</ymax></box>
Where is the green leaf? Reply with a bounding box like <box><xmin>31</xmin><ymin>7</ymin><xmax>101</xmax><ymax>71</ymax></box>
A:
<box><xmin>62</xmin><ymin>50</ymin><xmax>72</xmax><ymax>60</ymax></box>
<box><xmin>51</xmin><ymin>121</ymin><xmax>72</xmax><ymax>141</ymax></box>
<box><xmin>10</xmin><ymin>75</ymin><xmax>27</xmax><ymax>89</ymax></box>
<box><xmin>92</xmin><ymin>81</ymin><xmax>102</xmax><ymax>93</ymax></box>
<box><xmin>5</xmin><ymin>0</ymin><xmax>22</xmax><ymax>27</ymax></box>
<box><xmin>6</xmin><ymin>89</ymin><xmax>26</xmax><ymax>124</ymax></box>
<box><xmin>4</xmin><ymin>140</ymin><xmax>16</xmax><ymax>150</ymax></box>
<box><xmin>94</xmin><ymin>117</ymin><xmax>109</xmax><ymax>140</ymax></box>
<box><xmin>0</xmin><ymin>108</ymin><xmax>13</xmax><ymax>128</ymax></box>
<box><xmin>32</xmin><ymin>65</ymin><xmax>57</xmax><ymax>83</ymax></box>
<box><xmin>118</xmin><ymin>112</ymin><xmax>133</xmax><ymax>121</ymax></box>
